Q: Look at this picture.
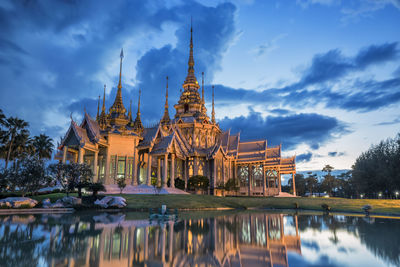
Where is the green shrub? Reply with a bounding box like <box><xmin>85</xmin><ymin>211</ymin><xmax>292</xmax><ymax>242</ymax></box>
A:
<box><xmin>188</xmin><ymin>175</ymin><xmax>209</xmax><ymax>191</ymax></box>
<box><xmin>86</xmin><ymin>182</ymin><xmax>106</xmax><ymax>197</ymax></box>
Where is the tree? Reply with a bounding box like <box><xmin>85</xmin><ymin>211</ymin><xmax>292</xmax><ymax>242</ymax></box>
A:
<box><xmin>224</xmin><ymin>178</ymin><xmax>240</xmax><ymax>194</ymax></box>
<box><xmin>32</xmin><ymin>134</ymin><xmax>53</xmax><ymax>159</ymax></box>
<box><xmin>116</xmin><ymin>177</ymin><xmax>126</xmax><ymax>194</ymax></box>
<box><xmin>305</xmin><ymin>172</ymin><xmax>318</xmax><ymax>195</ymax></box>
<box><xmin>86</xmin><ymin>182</ymin><xmax>105</xmax><ymax>197</ymax></box>
<box><xmin>352</xmin><ymin>133</ymin><xmax>400</xmax><ymax>198</ymax></box>
<box><xmin>322</xmin><ymin>164</ymin><xmax>334</xmax><ymax>174</ymax></box>
<box><xmin>8</xmin><ymin>156</ymin><xmax>48</xmax><ymax>196</ymax></box>
<box><xmin>48</xmin><ymin>162</ymin><xmax>71</xmax><ymax>195</ymax></box>
<box><xmin>71</xmin><ymin>163</ymin><xmax>93</xmax><ymax>198</ymax></box>
<box><xmin>321</xmin><ymin>165</ymin><xmax>337</xmax><ymax>196</ymax></box>
<box><xmin>288</xmin><ymin>174</ymin><xmax>306</xmax><ymax>196</ymax></box>
<box><xmin>1</xmin><ymin>117</ymin><xmax>29</xmax><ymax>168</ymax></box>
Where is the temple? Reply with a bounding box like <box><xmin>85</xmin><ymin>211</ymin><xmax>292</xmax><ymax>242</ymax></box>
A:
<box><xmin>57</xmin><ymin>26</ymin><xmax>296</xmax><ymax>196</ymax></box>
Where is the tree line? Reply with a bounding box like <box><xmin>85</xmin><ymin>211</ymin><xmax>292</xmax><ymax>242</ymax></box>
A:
<box><xmin>0</xmin><ymin>109</ymin><xmax>104</xmax><ymax>197</ymax></box>
<box><xmin>285</xmin><ymin>132</ymin><xmax>400</xmax><ymax>199</ymax></box>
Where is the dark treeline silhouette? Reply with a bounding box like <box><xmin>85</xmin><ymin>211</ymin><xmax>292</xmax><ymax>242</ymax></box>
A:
<box><xmin>0</xmin><ymin>109</ymin><xmax>54</xmax><ymax>167</ymax></box>
<box><xmin>352</xmin><ymin>133</ymin><xmax>400</xmax><ymax>198</ymax></box>
<box><xmin>284</xmin><ymin>133</ymin><xmax>400</xmax><ymax>199</ymax></box>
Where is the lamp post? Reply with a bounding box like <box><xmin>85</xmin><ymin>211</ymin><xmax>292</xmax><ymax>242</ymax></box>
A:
<box><xmin>378</xmin><ymin>192</ymin><xmax>382</xmax><ymax>199</ymax></box>
<box><xmin>395</xmin><ymin>191</ymin><xmax>399</xmax><ymax>199</ymax></box>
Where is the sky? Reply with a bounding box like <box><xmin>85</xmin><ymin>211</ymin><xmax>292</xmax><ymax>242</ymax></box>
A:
<box><xmin>0</xmin><ymin>0</ymin><xmax>399</xmax><ymax>172</ymax></box>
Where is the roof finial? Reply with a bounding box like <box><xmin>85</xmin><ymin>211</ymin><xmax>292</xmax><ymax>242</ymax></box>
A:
<box><xmin>96</xmin><ymin>95</ymin><xmax>100</xmax><ymax>121</ymax></box>
<box><xmin>211</xmin><ymin>85</ymin><xmax>215</xmax><ymax>124</ymax></box>
<box><xmin>182</xmin><ymin>17</ymin><xmax>199</xmax><ymax>90</ymax></box>
<box><xmin>109</xmin><ymin>49</ymin><xmax>127</xmax><ymax>123</ymax></box>
<box><xmin>138</xmin><ymin>88</ymin><xmax>141</xmax><ymax>115</ymax></box>
<box><xmin>102</xmin><ymin>84</ymin><xmax>106</xmax><ymax>113</ymax></box>
<box><xmin>161</xmin><ymin>76</ymin><xmax>170</xmax><ymax>124</ymax></box>
<box><xmin>201</xmin><ymin>72</ymin><xmax>205</xmax><ymax>103</ymax></box>
<box><xmin>118</xmin><ymin>48</ymin><xmax>124</xmax><ymax>90</ymax></box>
<box><xmin>128</xmin><ymin>99</ymin><xmax>132</xmax><ymax>122</ymax></box>
<box><xmin>133</xmin><ymin>88</ymin><xmax>144</xmax><ymax>133</ymax></box>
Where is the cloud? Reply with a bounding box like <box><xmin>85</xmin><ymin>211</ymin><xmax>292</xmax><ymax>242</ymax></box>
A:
<box><xmin>219</xmin><ymin>108</ymin><xmax>350</xmax><ymax>150</ymax></box>
<box><xmin>297</xmin><ymin>152</ymin><xmax>313</xmax><ymax>163</ymax></box>
<box><xmin>328</xmin><ymin>151</ymin><xmax>346</xmax><ymax>157</ymax></box>
<box><xmin>0</xmin><ymin>0</ymin><xmax>237</xmax><ymax>137</ymax></box>
<box><xmin>375</xmin><ymin>117</ymin><xmax>400</xmax><ymax>126</ymax></box>
<box><xmin>211</xmin><ymin>42</ymin><xmax>400</xmax><ymax>113</ymax></box>
<box><xmin>252</xmin><ymin>33</ymin><xmax>288</xmax><ymax>57</ymax></box>
<box><xmin>341</xmin><ymin>0</ymin><xmax>400</xmax><ymax>22</ymax></box>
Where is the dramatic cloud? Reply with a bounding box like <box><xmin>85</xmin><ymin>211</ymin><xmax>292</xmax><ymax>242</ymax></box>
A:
<box><xmin>0</xmin><ymin>0</ymin><xmax>237</xmax><ymax>136</ymax></box>
<box><xmin>212</xmin><ymin>42</ymin><xmax>400</xmax><ymax>113</ymax></box>
<box><xmin>297</xmin><ymin>152</ymin><xmax>313</xmax><ymax>163</ymax></box>
<box><xmin>219</xmin><ymin>108</ymin><xmax>349</xmax><ymax>150</ymax></box>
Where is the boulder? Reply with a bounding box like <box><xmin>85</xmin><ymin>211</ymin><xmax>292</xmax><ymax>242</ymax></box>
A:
<box><xmin>0</xmin><ymin>197</ymin><xmax>38</xmax><ymax>208</ymax></box>
<box><xmin>108</xmin><ymin>197</ymin><xmax>127</xmax><ymax>208</ymax></box>
<box><xmin>94</xmin><ymin>196</ymin><xmax>126</xmax><ymax>209</ymax></box>
<box><xmin>56</xmin><ymin>196</ymin><xmax>82</xmax><ymax>207</ymax></box>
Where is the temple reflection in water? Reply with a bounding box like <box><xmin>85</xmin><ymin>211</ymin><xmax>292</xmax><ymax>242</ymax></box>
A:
<box><xmin>44</xmin><ymin>213</ymin><xmax>300</xmax><ymax>267</ymax></box>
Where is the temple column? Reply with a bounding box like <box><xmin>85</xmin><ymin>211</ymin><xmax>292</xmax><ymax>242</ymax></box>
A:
<box><xmin>132</xmin><ymin>140</ymin><xmax>139</xmax><ymax>185</ymax></box>
<box><xmin>248</xmin><ymin>164</ymin><xmax>251</xmax><ymax>196</ymax></box>
<box><xmin>146</xmin><ymin>154</ymin><xmax>152</xmax><ymax>186</ymax></box>
<box><xmin>184</xmin><ymin>160</ymin><xmax>188</xmax><ymax>190</ymax></box>
<box><xmin>93</xmin><ymin>149</ymin><xmax>98</xmax><ymax>182</ymax></box>
<box><xmin>292</xmin><ymin>172</ymin><xmax>296</xmax><ymax>196</ymax></box>
<box><xmin>262</xmin><ymin>164</ymin><xmax>266</xmax><ymax>197</ymax></box>
<box><xmin>157</xmin><ymin>157</ymin><xmax>161</xmax><ymax>187</ymax></box>
<box><xmin>163</xmin><ymin>154</ymin><xmax>168</xmax><ymax>187</ymax></box>
<box><xmin>212</xmin><ymin>159</ymin><xmax>217</xmax><ymax>195</ymax></box>
<box><xmin>170</xmin><ymin>154</ymin><xmax>175</xmax><ymax>188</ymax></box>
<box><xmin>104</xmin><ymin>147</ymin><xmax>110</xmax><ymax>184</ymax></box>
<box><xmin>278</xmin><ymin>171</ymin><xmax>282</xmax><ymax>193</ymax></box>
<box><xmin>62</xmin><ymin>146</ymin><xmax>68</xmax><ymax>163</ymax></box>
<box><xmin>78</xmin><ymin>147</ymin><xmax>84</xmax><ymax>164</ymax></box>
<box><xmin>193</xmin><ymin>157</ymin><xmax>198</xmax><ymax>176</ymax></box>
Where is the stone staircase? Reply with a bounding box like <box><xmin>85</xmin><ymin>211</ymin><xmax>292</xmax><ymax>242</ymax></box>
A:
<box><xmin>103</xmin><ymin>184</ymin><xmax>189</xmax><ymax>195</ymax></box>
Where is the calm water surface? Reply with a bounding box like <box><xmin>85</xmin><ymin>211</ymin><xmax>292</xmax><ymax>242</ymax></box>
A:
<box><xmin>0</xmin><ymin>211</ymin><xmax>399</xmax><ymax>267</ymax></box>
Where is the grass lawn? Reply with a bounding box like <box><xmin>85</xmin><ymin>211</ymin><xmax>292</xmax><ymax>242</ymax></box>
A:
<box><xmin>28</xmin><ymin>193</ymin><xmax>400</xmax><ymax>216</ymax></box>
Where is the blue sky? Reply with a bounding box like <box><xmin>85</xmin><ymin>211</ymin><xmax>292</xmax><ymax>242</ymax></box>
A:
<box><xmin>0</xmin><ymin>0</ymin><xmax>399</xmax><ymax>171</ymax></box>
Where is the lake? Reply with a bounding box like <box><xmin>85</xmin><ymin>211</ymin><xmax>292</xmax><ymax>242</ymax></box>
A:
<box><xmin>0</xmin><ymin>211</ymin><xmax>399</xmax><ymax>266</ymax></box>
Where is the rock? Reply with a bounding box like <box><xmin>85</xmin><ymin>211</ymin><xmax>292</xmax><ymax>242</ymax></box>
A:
<box><xmin>108</xmin><ymin>197</ymin><xmax>127</xmax><ymax>208</ymax></box>
<box><xmin>0</xmin><ymin>197</ymin><xmax>38</xmax><ymax>208</ymax></box>
<box><xmin>59</xmin><ymin>196</ymin><xmax>82</xmax><ymax>207</ymax></box>
<box><xmin>94</xmin><ymin>196</ymin><xmax>126</xmax><ymax>209</ymax></box>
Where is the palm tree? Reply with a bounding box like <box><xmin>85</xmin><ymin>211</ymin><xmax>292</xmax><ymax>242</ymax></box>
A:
<box><xmin>0</xmin><ymin>109</ymin><xmax>5</xmax><ymax>125</ymax></box>
<box><xmin>32</xmin><ymin>134</ymin><xmax>53</xmax><ymax>159</ymax></box>
<box><xmin>3</xmin><ymin>117</ymin><xmax>29</xmax><ymax>168</ymax></box>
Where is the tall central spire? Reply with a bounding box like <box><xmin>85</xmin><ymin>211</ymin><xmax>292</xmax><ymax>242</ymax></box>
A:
<box><xmin>183</xmin><ymin>19</ymin><xmax>199</xmax><ymax>90</ymax></box>
<box><xmin>109</xmin><ymin>48</ymin><xmax>127</xmax><ymax>125</ymax></box>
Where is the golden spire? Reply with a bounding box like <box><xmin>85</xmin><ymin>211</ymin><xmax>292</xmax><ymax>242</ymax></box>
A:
<box><xmin>201</xmin><ymin>72</ymin><xmax>207</xmax><ymax>115</ymax></box>
<box><xmin>96</xmin><ymin>95</ymin><xmax>100</xmax><ymax>121</ymax></box>
<box><xmin>161</xmin><ymin>76</ymin><xmax>170</xmax><ymax>124</ymax></box>
<box><xmin>118</xmin><ymin>48</ymin><xmax>124</xmax><ymax>90</ymax></box>
<box><xmin>211</xmin><ymin>85</ymin><xmax>215</xmax><ymax>124</ymax></box>
<box><xmin>102</xmin><ymin>84</ymin><xmax>106</xmax><ymax>113</ymax></box>
<box><xmin>128</xmin><ymin>99</ymin><xmax>132</xmax><ymax>122</ymax></box>
<box><xmin>109</xmin><ymin>49</ymin><xmax>128</xmax><ymax>124</ymax></box>
<box><xmin>99</xmin><ymin>84</ymin><xmax>108</xmax><ymax>129</ymax></box>
<box><xmin>183</xmin><ymin>19</ymin><xmax>199</xmax><ymax>90</ymax></box>
<box><xmin>133</xmin><ymin>89</ymin><xmax>144</xmax><ymax>133</ymax></box>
